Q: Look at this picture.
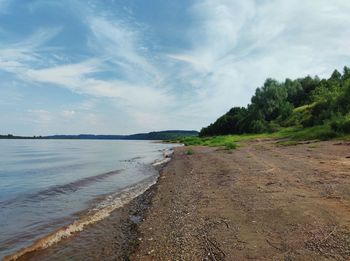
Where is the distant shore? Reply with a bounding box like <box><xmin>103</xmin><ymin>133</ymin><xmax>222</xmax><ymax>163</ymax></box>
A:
<box><xmin>0</xmin><ymin>130</ymin><xmax>198</xmax><ymax>141</ymax></box>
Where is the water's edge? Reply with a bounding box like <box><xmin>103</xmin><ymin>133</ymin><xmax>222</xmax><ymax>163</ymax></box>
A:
<box><xmin>3</xmin><ymin>148</ymin><xmax>175</xmax><ymax>261</ymax></box>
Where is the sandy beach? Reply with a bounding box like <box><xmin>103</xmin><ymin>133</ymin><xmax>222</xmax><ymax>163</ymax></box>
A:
<box><xmin>132</xmin><ymin>139</ymin><xmax>350</xmax><ymax>260</ymax></box>
<box><xmin>13</xmin><ymin>139</ymin><xmax>350</xmax><ymax>260</ymax></box>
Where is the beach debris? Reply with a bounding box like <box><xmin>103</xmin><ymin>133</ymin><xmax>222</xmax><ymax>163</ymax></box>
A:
<box><xmin>305</xmin><ymin>225</ymin><xmax>350</xmax><ymax>259</ymax></box>
<box><xmin>147</xmin><ymin>249</ymin><xmax>155</xmax><ymax>255</ymax></box>
<box><xmin>202</xmin><ymin>233</ymin><xmax>225</xmax><ymax>261</ymax></box>
<box><xmin>129</xmin><ymin>215</ymin><xmax>142</xmax><ymax>224</ymax></box>
<box><xmin>266</xmin><ymin>239</ymin><xmax>285</xmax><ymax>251</ymax></box>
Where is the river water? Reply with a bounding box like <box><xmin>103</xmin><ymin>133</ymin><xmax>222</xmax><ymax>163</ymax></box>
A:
<box><xmin>0</xmin><ymin>139</ymin><xmax>174</xmax><ymax>260</ymax></box>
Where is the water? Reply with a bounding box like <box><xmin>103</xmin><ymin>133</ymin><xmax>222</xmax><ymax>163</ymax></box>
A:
<box><xmin>0</xmin><ymin>139</ymin><xmax>175</xmax><ymax>260</ymax></box>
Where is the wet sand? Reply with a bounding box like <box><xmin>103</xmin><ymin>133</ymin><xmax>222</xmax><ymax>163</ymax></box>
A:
<box><xmin>15</xmin><ymin>187</ymin><xmax>155</xmax><ymax>261</ymax></box>
<box><xmin>13</xmin><ymin>172</ymin><xmax>163</xmax><ymax>261</ymax></box>
<box><xmin>132</xmin><ymin>139</ymin><xmax>350</xmax><ymax>260</ymax></box>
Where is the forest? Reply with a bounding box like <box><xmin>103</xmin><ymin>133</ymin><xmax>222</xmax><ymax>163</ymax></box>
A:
<box><xmin>200</xmin><ymin>66</ymin><xmax>350</xmax><ymax>138</ymax></box>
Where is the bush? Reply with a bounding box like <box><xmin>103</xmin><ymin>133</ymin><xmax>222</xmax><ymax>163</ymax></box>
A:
<box><xmin>224</xmin><ymin>142</ymin><xmax>237</xmax><ymax>150</ymax></box>
<box><xmin>331</xmin><ymin>115</ymin><xmax>350</xmax><ymax>134</ymax></box>
<box><xmin>289</xmin><ymin>125</ymin><xmax>337</xmax><ymax>140</ymax></box>
<box><xmin>266</xmin><ymin>122</ymin><xmax>281</xmax><ymax>133</ymax></box>
<box><xmin>185</xmin><ymin>149</ymin><xmax>194</xmax><ymax>155</ymax></box>
<box><xmin>282</xmin><ymin>104</ymin><xmax>313</xmax><ymax>127</ymax></box>
<box><xmin>180</xmin><ymin>137</ymin><xmax>202</xmax><ymax>146</ymax></box>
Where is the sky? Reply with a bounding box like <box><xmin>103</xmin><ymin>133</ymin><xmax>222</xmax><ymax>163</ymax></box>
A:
<box><xmin>1</xmin><ymin>0</ymin><xmax>350</xmax><ymax>136</ymax></box>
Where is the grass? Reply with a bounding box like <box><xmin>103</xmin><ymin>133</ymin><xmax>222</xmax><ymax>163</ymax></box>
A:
<box><xmin>172</xmin><ymin>132</ymin><xmax>270</xmax><ymax>149</ymax></box>
<box><xmin>285</xmin><ymin>125</ymin><xmax>337</xmax><ymax>141</ymax></box>
<box><xmin>171</xmin><ymin>124</ymin><xmax>348</xmax><ymax>148</ymax></box>
<box><xmin>185</xmin><ymin>149</ymin><xmax>194</xmax><ymax>155</ymax></box>
<box><xmin>177</xmin><ymin>132</ymin><xmax>278</xmax><ymax>147</ymax></box>
<box><xmin>343</xmin><ymin>134</ymin><xmax>350</xmax><ymax>141</ymax></box>
<box><xmin>224</xmin><ymin>142</ymin><xmax>237</xmax><ymax>150</ymax></box>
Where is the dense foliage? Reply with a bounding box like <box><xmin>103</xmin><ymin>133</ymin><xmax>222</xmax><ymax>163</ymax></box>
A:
<box><xmin>200</xmin><ymin>66</ymin><xmax>350</xmax><ymax>137</ymax></box>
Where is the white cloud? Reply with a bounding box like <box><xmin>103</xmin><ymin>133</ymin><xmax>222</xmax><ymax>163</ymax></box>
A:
<box><xmin>0</xmin><ymin>27</ymin><xmax>61</xmax><ymax>73</ymax></box>
<box><xmin>24</xmin><ymin>59</ymin><xmax>100</xmax><ymax>89</ymax></box>
<box><xmin>87</xmin><ymin>16</ymin><xmax>162</xmax><ymax>84</ymax></box>
<box><xmin>167</xmin><ymin>0</ymin><xmax>350</xmax><ymax>126</ymax></box>
<box><xmin>24</xmin><ymin>60</ymin><xmax>173</xmax><ymax>111</ymax></box>
<box><xmin>2</xmin><ymin>0</ymin><xmax>350</xmax><ymax>134</ymax></box>
<box><xmin>61</xmin><ymin>110</ymin><xmax>76</xmax><ymax>118</ymax></box>
<box><xmin>27</xmin><ymin>109</ymin><xmax>53</xmax><ymax>125</ymax></box>
<box><xmin>0</xmin><ymin>19</ymin><xmax>174</xmax><ymax>125</ymax></box>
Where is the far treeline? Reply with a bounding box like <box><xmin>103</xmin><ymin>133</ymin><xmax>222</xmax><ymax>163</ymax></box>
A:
<box><xmin>0</xmin><ymin>130</ymin><xmax>198</xmax><ymax>140</ymax></box>
<box><xmin>200</xmin><ymin>66</ymin><xmax>350</xmax><ymax>138</ymax></box>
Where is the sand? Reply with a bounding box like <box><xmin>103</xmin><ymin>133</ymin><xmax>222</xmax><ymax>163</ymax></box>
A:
<box><xmin>131</xmin><ymin>139</ymin><xmax>350</xmax><ymax>260</ymax></box>
<box><xmin>15</xmin><ymin>139</ymin><xmax>350</xmax><ymax>260</ymax></box>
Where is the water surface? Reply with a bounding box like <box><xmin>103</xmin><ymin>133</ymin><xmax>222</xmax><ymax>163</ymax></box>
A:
<box><xmin>0</xmin><ymin>139</ymin><xmax>174</xmax><ymax>259</ymax></box>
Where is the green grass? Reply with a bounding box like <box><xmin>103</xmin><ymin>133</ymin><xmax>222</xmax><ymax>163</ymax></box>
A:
<box><xmin>171</xmin><ymin>124</ymin><xmax>348</xmax><ymax>148</ymax></box>
<box><xmin>185</xmin><ymin>149</ymin><xmax>194</xmax><ymax>155</ymax></box>
<box><xmin>286</xmin><ymin>125</ymin><xmax>337</xmax><ymax>141</ymax></box>
<box><xmin>173</xmin><ymin>132</ymin><xmax>275</xmax><ymax>148</ymax></box>
<box><xmin>224</xmin><ymin>142</ymin><xmax>237</xmax><ymax>150</ymax></box>
<box><xmin>343</xmin><ymin>134</ymin><xmax>350</xmax><ymax>141</ymax></box>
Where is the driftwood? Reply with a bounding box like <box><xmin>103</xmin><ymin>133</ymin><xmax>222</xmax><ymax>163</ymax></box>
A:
<box><xmin>266</xmin><ymin>239</ymin><xmax>285</xmax><ymax>251</ymax></box>
<box><xmin>201</xmin><ymin>233</ymin><xmax>226</xmax><ymax>261</ymax></box>
<box><xmin>320</xmin><ymin>226</ymin><xmax>337</xmax><ymax>244</ymax></box>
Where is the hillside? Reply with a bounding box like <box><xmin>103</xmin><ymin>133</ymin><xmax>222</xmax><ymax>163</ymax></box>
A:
<box><xmin>200</xmin><ymin>66</ymin><xmax>350</xmax><ymax>139</ymax></box>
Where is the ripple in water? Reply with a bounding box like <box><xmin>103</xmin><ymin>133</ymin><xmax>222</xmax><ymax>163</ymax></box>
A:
<box><xmin>0</xmin><ymin>140</ymin><xmax>175</xmax><ymax>260</ymax></box>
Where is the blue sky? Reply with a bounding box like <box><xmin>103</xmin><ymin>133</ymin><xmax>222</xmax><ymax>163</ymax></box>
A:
<box><xmin>1</xmin><ymin>0</ymin><xmax>350</xmax><ymax>135</ymax></box>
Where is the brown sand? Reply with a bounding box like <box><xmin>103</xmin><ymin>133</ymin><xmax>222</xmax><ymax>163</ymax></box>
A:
<box><xmin>14</xmin><ymin>139</ymin><xmax>350</xmax><ymax>260</ymax></box>
<box><xmin>131</xmin><ymin>139</ymin><xmax>350</xmax><ymax>260</ymax></box>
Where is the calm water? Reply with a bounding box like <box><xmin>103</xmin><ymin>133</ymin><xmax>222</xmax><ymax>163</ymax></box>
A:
<box><xmin>0</xmin><ymin>139</ymin><xmax>174</xmax><ymax>259</ymax></box>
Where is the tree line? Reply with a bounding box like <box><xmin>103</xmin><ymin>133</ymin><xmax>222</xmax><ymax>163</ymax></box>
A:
<box><xmin>200</xmin><ymin>66</ymin><xmax>350</xmax><ymax>136</ymax></box>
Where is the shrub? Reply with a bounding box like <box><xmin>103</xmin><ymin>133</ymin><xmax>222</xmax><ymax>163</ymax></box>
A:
<box><xmin>224</xmin><ymin>142</ymin><xmax>237</xmax><ymax>150</ymax></box>
<box><xmin>331</xmin><ymin>115</ymin><xmax>350</xmax><ymax>134</ymax></box>
<box><xmin>289</xmin><ymin>125</ymin><xmax>337</xmax><ymax>141</ymax></box>
<box><xmin>266</xmin><ymin>122</ymin><xmax>281</xmax><ymax>133</ymax></box>
<box><xmin>185</xmin><ymin>149</ymin><xmax>194</xmax><ymax>155</ymax></box>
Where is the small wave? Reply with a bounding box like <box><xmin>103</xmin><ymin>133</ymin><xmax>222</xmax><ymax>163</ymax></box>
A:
<box><xmin>152</xmin><ymin>148</ymin><xmax>173</xmax><ymax>166</ymax></box>
<box><xmin>3</xmin><ymin>176</ymin><xmax>158</xmax><ymax>261</ymax></box>
<box><xmin>0</xmin><ymin>170</ymin><xmax>122</xmax><ymax>207</ymax></box>
<box><xmin>152</xmin><ymin>157</ymin><xmax>171</xmax><ymax>166</ymax></box>
<box><xmin>120</xmin><ymin>156</ymin><xmax>143</xmax><ymax>162</ymax></box>
<box><xmin>35</xmin><ymin>170</ymin><xmax>122</xmax><ymax>197</ymax></box>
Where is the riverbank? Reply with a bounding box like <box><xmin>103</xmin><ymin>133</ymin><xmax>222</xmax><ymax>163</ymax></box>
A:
<box><xmin>132</xmin><ymin>139</ymin><xmax>350</xmax><ymax>260</ymax></box>
<box><xmin>10</xmin><ymin>139</ymin><xmax>350</xmax><ymax>260</ymax></box>
<box><xmin>13</xmin><ymin>162</ymin><xmax>169</xmax><ymax>261</ymax></box>
<box><xmin>15</xmin><ymin>179</ymin><xmax>159</xmax><ymax>261</ymax></box>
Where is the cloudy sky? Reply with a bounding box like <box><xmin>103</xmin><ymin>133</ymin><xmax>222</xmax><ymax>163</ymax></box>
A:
<box><xmin>1</xmin><ymin>0</ymin><xmax>350</xmax><ymax>135</ymax></box>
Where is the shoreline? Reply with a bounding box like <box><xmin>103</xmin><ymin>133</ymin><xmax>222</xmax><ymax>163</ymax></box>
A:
<box><xmin>4</xmin><ymin>148</ymin><xmax>174</xmax><ymax>261</ymax></box>
<box><xmin>12</xmin><ymin>176</ymin><xmax>161</xmax><ymax>261</ymax></box>
<box><xmin>7</xmin><ymin>140</ymin><xmax>350</xmax><ymax>260</ymax></box>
